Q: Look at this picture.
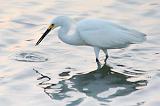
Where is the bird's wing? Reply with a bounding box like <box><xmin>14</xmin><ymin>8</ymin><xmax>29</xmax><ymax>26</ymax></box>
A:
<box><xmin>77</xmin><ymin>19</ymin><xmax>146</xmax><ymax>48</ymax></box>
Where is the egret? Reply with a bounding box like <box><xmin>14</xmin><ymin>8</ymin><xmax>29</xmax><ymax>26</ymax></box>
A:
<box><xmin>36</xmin><ymin>16</ymin><xmax>146</xmax><ymax>68</ymax></box>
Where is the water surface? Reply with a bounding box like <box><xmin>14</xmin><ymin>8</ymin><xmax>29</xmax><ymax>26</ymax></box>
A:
<box><xmin>0</xmin><ymin>0</ymin><xmax>160</xmax><ymax>106</ymax></box>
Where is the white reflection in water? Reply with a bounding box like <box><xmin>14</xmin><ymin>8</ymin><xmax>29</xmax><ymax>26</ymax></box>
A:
<box><xmin>34</xmin><ymin>64</ymin><xmax>147</xmax><ymax>106</ymax></box>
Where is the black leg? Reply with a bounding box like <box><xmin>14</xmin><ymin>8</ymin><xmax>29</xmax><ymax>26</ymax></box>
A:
<box><xmin>96</xmin><ymin>58</ymin><xmax>101</xmax><ymax>69</ymax></box>
<box><xmin>96</xmin><ymin>58</ymin><xmax>100</xmax><ymax>63</ymax></box>
<box><xmin>104</xmin><ymin>55</ymin><xmax>109</xmax><ymax>64</ymax></box>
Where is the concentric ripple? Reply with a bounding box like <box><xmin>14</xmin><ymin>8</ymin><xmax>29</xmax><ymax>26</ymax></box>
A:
<box><xmin>14</xmin><ymin>52</ymin><xmax>48</xmax><ymax>62</ymax></box>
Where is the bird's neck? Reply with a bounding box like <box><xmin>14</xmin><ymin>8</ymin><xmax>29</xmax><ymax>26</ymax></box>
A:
<box><xmin>58</xmin><ymin>22</ymin><xmax>84</xmax><ymax>45</ymax></box>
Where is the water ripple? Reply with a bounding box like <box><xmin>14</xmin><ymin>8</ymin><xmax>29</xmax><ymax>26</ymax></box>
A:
<box><xmin>14</xmin><ymin>52</ymin><xmax>48</xmax><ymax>62</ymax></box>
<box><xmin>34</xmin><ymin>65</ymin><xmax>148</xmax><ymax>105</ymax></box>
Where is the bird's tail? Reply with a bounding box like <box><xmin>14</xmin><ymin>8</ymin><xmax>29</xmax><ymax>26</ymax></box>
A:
<box><xmin>128</xmin><ymin>30</ymin><xmax>147</xmax><ymax>43</ymax></box>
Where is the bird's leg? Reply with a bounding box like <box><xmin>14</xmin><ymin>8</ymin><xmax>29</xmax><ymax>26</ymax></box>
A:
<box><xmin>96</xmin><ymin>58</ymin><xmax>100</xmax><ymax>63</ymax></box>
<box><xmin>103</xmin><ymin>49</ymin><xmax>108</xmax><ymax>64</ymax></box>
<box><xmin>94</xmin><ymin>47</ymin><xmax>101</xmax><ymax>69</ymax></box>
<box><xmin>96</xmin><ymin>58</ymin><xmax>101</xmax><ymax>68</ymax></box>
<box><xmin>104</xmin><ymin>55</ymin><xmax>109</xmax><ymax>64</ymax></box>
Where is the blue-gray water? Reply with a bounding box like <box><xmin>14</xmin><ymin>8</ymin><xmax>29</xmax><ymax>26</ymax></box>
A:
<box><xmin>0</xmin><ymin>0</ymin><xmax>160</xmax><ymax>106</ymax></box>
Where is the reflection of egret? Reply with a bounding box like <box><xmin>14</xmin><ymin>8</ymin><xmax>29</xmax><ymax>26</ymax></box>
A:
<box><xmin>34</xmin><ymin>65</ymin><xmax>147</xmax><ymax>105</ymax></box>
<box><xmin>36</xmin><ymin>16</ymin><xmax>146</xmax><ymax>67</ymax></box>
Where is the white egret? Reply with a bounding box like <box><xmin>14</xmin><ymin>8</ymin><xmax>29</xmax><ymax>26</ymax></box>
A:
<box><xmin>36</xmin><ymin>16</ymin><xmax>146</xmax><ymax>67</ymax></box>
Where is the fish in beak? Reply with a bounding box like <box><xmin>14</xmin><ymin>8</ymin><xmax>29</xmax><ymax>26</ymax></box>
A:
<box><xmin>35</xmin><ymin>24</ymin><xmax>55</xmax><ymax>46</ymax></box>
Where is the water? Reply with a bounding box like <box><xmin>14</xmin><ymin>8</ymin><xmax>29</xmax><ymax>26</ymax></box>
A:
<box><xmin>0</xmin><ymin>0</ymin><xmax>160</xmax><ymax>106</ymax></box>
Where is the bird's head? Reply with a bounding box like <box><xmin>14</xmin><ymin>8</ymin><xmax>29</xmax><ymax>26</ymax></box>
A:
<box><xmin>35</xmin><ymin>16</ymin><xmax>71</xmax><ymax>46</ymax></box>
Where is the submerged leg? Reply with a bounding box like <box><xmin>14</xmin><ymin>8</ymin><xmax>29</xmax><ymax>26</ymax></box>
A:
<box><xmin>103</xmin><ymin>49</ymin><xmax>109</xmax><ymax>64</ymax></box>
<box><xmin>94</xmin><ymin>47</ymin><xmax>101</xmax><ymax>69</ymax></box>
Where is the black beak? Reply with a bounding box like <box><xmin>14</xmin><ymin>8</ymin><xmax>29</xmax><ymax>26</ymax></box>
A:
<box><xmin>35</xmin><ymin>24</ymin><xmax>54</xmax><ymax>46</ymax></box>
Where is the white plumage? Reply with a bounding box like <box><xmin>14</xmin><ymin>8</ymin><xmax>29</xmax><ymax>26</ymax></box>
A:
<box><xmin>77</xmin><ymin>19</ymin><xmax>146</xmax><ymax>48</ymax></box>
<box><xmin>36</xmin><ymin>16</ymin><xmax>146</xmax><ymax>68</ymax></box>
